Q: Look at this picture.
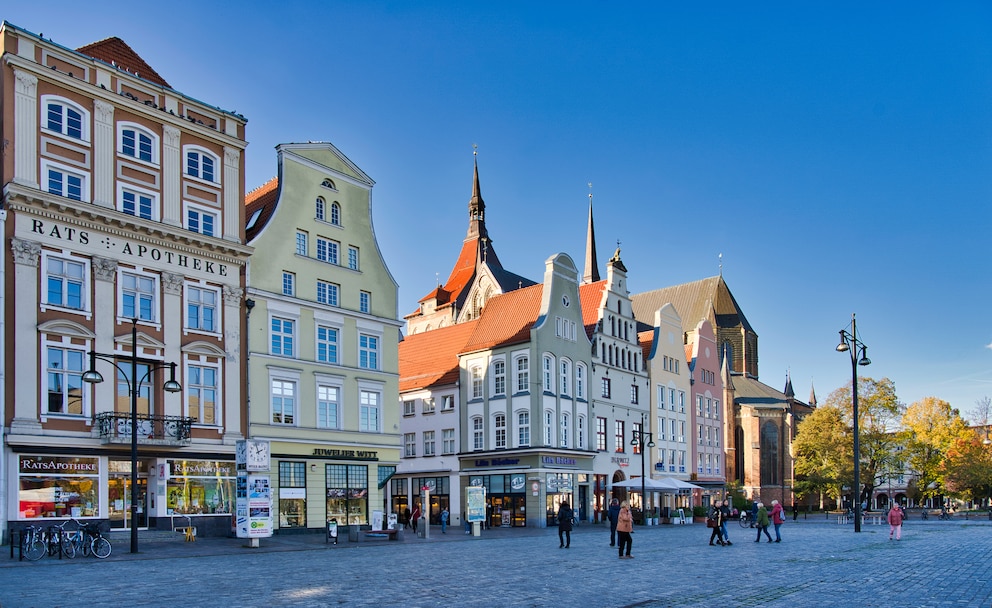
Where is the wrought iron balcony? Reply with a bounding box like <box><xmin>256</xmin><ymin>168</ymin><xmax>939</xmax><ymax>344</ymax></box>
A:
<box><xmin>95</xmin><ymin>412</ymin><xmax>194</xmax><ymax>446</ymax></box>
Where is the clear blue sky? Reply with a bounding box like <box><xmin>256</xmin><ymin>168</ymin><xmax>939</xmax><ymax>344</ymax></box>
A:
<box><xmin>6</xmin><ymin>2</ymin><xmax>991</xmax><ymax>415</ymax></box>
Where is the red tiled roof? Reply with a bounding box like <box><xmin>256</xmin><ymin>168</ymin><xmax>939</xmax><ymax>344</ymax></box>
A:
<box><xmin>578</xmin><ymin>280</ymin><xmax>606</xmax><ymax>339</ymax></box>
<box><xmin>461</xmin><ymin>284</ymin><xmax>544</xmax><ymax>353</ymax></box>
<box><xmin>637</xmin><ymin>329</ymin><xmax>654</xmax><ymax>362</ymax></box>
<box><xmin>76</xmin><ymin>37</ymin><xmax>170</xmax><ymax>88</ymax></box>
<box><xmin>244</xmin><ymin>177</ymin><xmax>279</xmax><ymax>241</ymax></box>
<box><xmin>441</xmin><ymin>238</ymin><xmax>480</xmax><ymax>303</ymax></box>
<box><xmin>399</xmin><ymin>321</ymin><xmax>479</xmax><ymax>393</ymax></box>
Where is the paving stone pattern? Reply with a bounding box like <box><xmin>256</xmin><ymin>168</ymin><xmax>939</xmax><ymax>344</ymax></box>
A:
<box><xmin>1</xmin><ymin>517</ymin><xmax>990</xmax><ymax>607</ymax></box>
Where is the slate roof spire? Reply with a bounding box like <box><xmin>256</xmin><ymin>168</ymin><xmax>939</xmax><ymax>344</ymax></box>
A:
<box><xmin>466</xmin><ymin>146</ymin><xmax>487</xmax><ymax>241</ymax></box>
<box><xmin>583</xmin><ymin>183</ymin><xmax>600</xmax><ymax>284</ymax></box>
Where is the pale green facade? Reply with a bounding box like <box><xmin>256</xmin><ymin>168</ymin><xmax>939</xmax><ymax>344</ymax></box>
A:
<box><xmin>246</xmin><ymin>142</ymin><xmax>401</xmax><ymax>532</ymax></box>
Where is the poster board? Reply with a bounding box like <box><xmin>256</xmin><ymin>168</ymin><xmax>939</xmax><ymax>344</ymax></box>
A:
<box><xmin>466</xmin><ymin>486</ymin><xmax>486</xmax><ymax>523</ymax></box>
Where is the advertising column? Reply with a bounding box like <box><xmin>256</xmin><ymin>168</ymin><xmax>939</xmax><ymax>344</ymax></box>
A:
<box><xmin>235</xmin><ymin>440</ymin><xmax>272</xmax><ymax>547</ymax></box>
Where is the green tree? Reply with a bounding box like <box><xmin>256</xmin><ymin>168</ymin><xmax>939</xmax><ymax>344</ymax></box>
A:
<box><xmin>823</xmin><ymin>376</ymin><xmax>902</xmax><ymax>507</ymax></box>
<box><xmin>793</xmin><ymin>405</ymin><xmax>851</xmax><ymax>504</ymax></box>
<box><xmin>899</xmin><ymin>397</ymin><xmax>967</xmax><ymax>500</ymax></box>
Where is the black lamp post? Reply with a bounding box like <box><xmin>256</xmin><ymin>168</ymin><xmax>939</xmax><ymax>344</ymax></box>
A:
<box><xmin>629</xmin><ymin>415</ymin><xmax>655</xmax><ymax>519</ymax></box>
<box><xmin>82</xmin><ymin>318</ymin><xmax>181</xmax><ymax>553</ymax></box>
<box><xmin>836</xmin><ymin>313</ymin><xmax>871</xmax><ymax>533</ymax></box>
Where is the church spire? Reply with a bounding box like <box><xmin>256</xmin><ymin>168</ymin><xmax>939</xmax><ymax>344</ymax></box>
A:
<box><xmin>583</xmin><ymin>182</ymin><xmax>600</xmax><ymax>283</ymax></box>
<box><xmin>784</xmin><ymin>370</ymin><xmax>795</xmax><ymax>398</ymax></box>
<box><xmin>809</xmin><ymin>380</ymin><xmax>817</xmax><ymax>407</ymax></box>
<box><xmin>466</xmin><ymin>145</ymin><xmax>487</xmax><ymax>240</ymax></box>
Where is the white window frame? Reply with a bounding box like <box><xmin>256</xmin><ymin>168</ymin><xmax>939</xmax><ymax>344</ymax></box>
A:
<box><xmin>269</xmin><ymin>370</ymin><xmax>300</xmax><ymax>426</ymax></box>
<box><xmin>358</xmin><ymin>332</ymin><xmax>380</xmax><ymax>370</ymax></box>
<box><xmin>359</xmin><ymin>387</ymin><xmax>381</xmax><ymax>433</ymax></box>
<box><xmin>492</xmin><ymin>358</ymin><xmax>506</xmax><ymax>396</ymax></box>
<box><xmin>442</xmin><ymin>428</ymin><xmax>456</xmax><ymax>454</ymax></box>
<box><xmin>316</xmin><ymin>380</ymin><xmax>341</xmax><ymax>429</ymax></box>
<box><xmin>42</xmin><ymin>95</ymin><xmax>90</xmax><ymax>142</ymax></box>
<box><xmin>471</xmin><ymin>365</ymin><xmax>483</xmax><ymax>400</ymax></box>
<box><xmin>575</xmin><ymin>364</ymin><xmax>585</xmax><ymax>399</ymax></box>
<box><xmin>316</xmin><ymin>197</ymin><xmax>325</xmax><ymax>221</ymax></box>
<box><xmin>330</xmin><ymin>201</ymin><xmax>341</xmax><ymax>226</ymax></box>
<box><xmin>184</xmin><ymin>282</ymin><xmax>220</xmax><ymax>335</ymax></box>
<box><xmin>183</xmin><ymin>145</ymin><xmax>219</xmax><ymax>184</ymax></box>
<box><xmin>185</xmin><ymin>357</ymin><xmax>221</xmax><ymax>426</ymax></box>
<box><xmin>117</xmin><ymin>267</ymin><xmax>159</xmax><ymax>325</ymax></box>
<box><xmin>494</xmin><ymin>414</ymin><xmax>506</xmax><ymax>449</ymax></box>
<box><xmin>403</xmin><ymin>400</ymin><xmax>415</xmax><ymax>416</ymax></box>
<box><xmin>42</xmin><ymin>337</ymin><xmax>90</xmax><ymax>419</ymax></box>
<box><xmin>559</xmin><ymin>358</ymin><xmax>571</xmax><ymax>396</ymax></box>
<box><xmin>118</xmin><ymin>182</ymin><xmax>158</xmax><ymax>221</ymax></box>
<box><xmin>348</xmin><ymin>246</ymin><xmax>359</xmax><ymax>270</ymax></box>
<box><xmin>316</xmin><ymin>237</ymin><xmax>339</xmax><ymax>265</ymax></box>
<box><xmin>296</xmin><ymin>231</ymin><xmax>308</xmax><ymax>256</ymax></box>
<box><xmin>441</xmin><ymin>395</ymin><xmax>455</xmax><ymax>411</ymax></box>
<box><xmin>282</xmin><ymin>272</ymin><xmax>295</xmax><ymax>296</ymax></box>
<box><xmin>423</xmin><ymin>430</ymin><xmax>436</xmax><ymax>456</ymax></box>
<box><xmin>545</xmin><ymin>410</ymin><xmax>554</xmax><ymax>446</ymax></box>
<box><xmin>543</xmin><ymin>355</ymin><xmax>553</xmax><ymax>392</ymax></box>
<box><xmin>515</xmin><ymin>355</ymin><xmax>529</xmax><ymax>393</ymax></box>
<box><xmin>560</xmin><ymin>412</ymin><xmax>569</xmax><ymax>448</ymax></box>
<box><xmin>41</xmin><ymin>251</ymin><xmax>90</xmax><ymax>315</ymax></box>
<box><xmin>117</xmin><ymin>122</ymin><xmax>158</xmax><ymax>165</ymax></box>
<box><xmin>316</xmin><ymin>280</ymin><xmax>339</xmax><ymax>307</ymax></box>
<box><xmin>404</xmin><ymin>433</ymin><xmax>416</xmax><ymax>457</ymax></box>
<box><xmin>184</xmin><ymin>201</ymin><xmax>218</xmax><ymax>237</ymax></box>
<box><xmin>42</xmin><ymin>159</ymin><xmax>89</xmax><ymax>202</ymax></box>
<box><xmin>517</xmin><ymin>410</ymin><xmax>530</xmax><ymax>447</ymax></box>
<box><xmin>315</xmin><ymin>324</ymin><xmax>340</xmax><ymax>364</ymax></box>
<box><xmin>472</xmin><ymin>416</ymin><xmax>484</xmax><ymax>451</ymax></box>
<box><xmin>270</xmin><ymin>316</ymin><xmax>296</xmax><ymax>357</ymax></box>
<box><xmin>577</xmin><ymin>415</ymin><xmax>585</xmax><ymax>449</ymax></box>
<box><xmin>360</xmin><ymin>291</ymin><xmax>371</xmax><ymax>314</ymax></box>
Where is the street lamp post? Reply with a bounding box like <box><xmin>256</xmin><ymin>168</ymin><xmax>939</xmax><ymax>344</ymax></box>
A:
<box><xmin>630</xmin><ymin>415</ymin><xmax>656</xmax><ymax>521</ymax></box>
<box><xmin>82</xmin><ymin>319</ymin><xmax>181</xmax><ymax>553</ymax></box>
<box><xmin>836</xmin><ymin>313</ymin><xmax>871</xmax><ymax>533</ymax></box>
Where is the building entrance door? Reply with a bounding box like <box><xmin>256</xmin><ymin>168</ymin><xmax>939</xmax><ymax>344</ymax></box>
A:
<box><xmin>108</xmin><ymin>475</ymin><xmax>148</xmax><ymax>530</ymax></box>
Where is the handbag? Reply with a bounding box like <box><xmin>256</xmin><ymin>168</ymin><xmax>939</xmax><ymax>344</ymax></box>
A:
<box><xmin>706</xmin><ymin>518</ymin><xmax>717</xmax><ymax>528</ymax></box>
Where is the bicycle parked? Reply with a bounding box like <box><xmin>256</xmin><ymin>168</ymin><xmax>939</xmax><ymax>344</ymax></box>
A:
<box><xmin>68</xmin><ymin>518</ymin><xmax>112</xmax><ymax>558</ymax></box>
<box><xmin>45</xmin><ymin>520</ymin><xmax>75</xmax><ymax>558</ymax></box>
<box><xmin>19</xmin><ymin>524</ymin><xmax>47</xmax><ymax>561</ymax></box>
<box><xmin>738</xmin><ymin>511</ymin><xmax>753</xmax><ymax>528</ymax></box>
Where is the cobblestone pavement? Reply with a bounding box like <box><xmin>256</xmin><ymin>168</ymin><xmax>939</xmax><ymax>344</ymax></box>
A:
<box><xmin>2</xmin><ymin>517</ymin><xmax>990</xmax><ymax>607</ymax></box>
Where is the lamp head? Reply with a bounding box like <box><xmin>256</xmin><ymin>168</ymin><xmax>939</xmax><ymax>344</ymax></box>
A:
<box><xmin>81</xmin><ymin>369</ymin><xmax>104</xmax><ymax>384</ymax></box>
<box><xmin>836</xmin><ymin>331</ymin><xmax>850</xmax><ymax>352</ymax></box>
<box><xmin>647</xmin><ymin>440</ymin><xmax>656</xmax><ymax>448</ymax></box>
<box><xmin>630</xmin><ymin>437</ymin><xmax>639</xmax><ymax>447</ymax></box>
<box><xmin>163</xmin><ymin>361</ymin><xmax>182</xmax><ymax>393</ymax></box>
<box><xmin>858</xmin><ymin>346</ymin><xmax>871</xmax><ymax>367</ymax></box>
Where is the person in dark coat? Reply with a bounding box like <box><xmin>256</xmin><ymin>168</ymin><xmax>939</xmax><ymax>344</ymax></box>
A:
<box><xmin>557</xmin><ymin>501</ymin><xmax>574</xmax><ymax>548</ymax></box>
<box><xmin>719</xmin><ymin>499</ymin><xmax>733</xmax><ymax>545</ymax></box>
<box><xmin>607</xmin><ymin>498</ymin><xmax>621</xmax><ymax>547</ymax></box>
<box><xmin>708</xmin><ymin>503</ymin><xmax>726</xmax><ymax>546</ymax></box>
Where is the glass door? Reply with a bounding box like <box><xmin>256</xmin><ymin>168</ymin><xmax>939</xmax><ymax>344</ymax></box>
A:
<box><xmin>108</xmin><ymin>475</ymin><xmax>148</xmax><ymax>529</ymax></box>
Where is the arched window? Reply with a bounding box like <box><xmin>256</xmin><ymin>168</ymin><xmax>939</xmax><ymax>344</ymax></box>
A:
<box><xmin>118</xmin><ymin>123</ymin><xmax>157</xmax><ymax>163</ymax></box>
<box><xmin>760</xmin><ymin>421</ymin><xmax>780</xmax><ymax>485</ymax></box>
<box><xmin>330</xmin><ymin>202</ymin><xmax>341</xmax><ymax>226</ymax></box>
<box><xmin>495</xmin><ymin>414</ymin><xmax>506</xmax><ymax>449</ymax></box>
<box><xmin>472</xmin><ymin>416</ymin><xmax>484</xmax><ymax>450</ymax></box>
<box><xmin>321</xmin><ymin>178</ymin><xmax>336</xmax><ymax>190</ymax></box>
<box><xmin>316</xmin><ymin>197</ymin><xmax>325</xmax><ymax>221</ymax></box>
<box><xmin>184</xmin><ymin>146</ymin><xmax>218</xmax><ymax>183</ymax></box>
<box><xmin>517</xmin><ymin>411</ymin><xmax>530</xmax><ymax>447</ymax></box>
<box><xmin>43</xmin><ymin>96</ymin><xmax>89</xmax><ymax>141</ymax></box>
<box><xmin>560</xmin><ymin>412</ymin><xmax>570</xmax><ymax>448</ymax></box>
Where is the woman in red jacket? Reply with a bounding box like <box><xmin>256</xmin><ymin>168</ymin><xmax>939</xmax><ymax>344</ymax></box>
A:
<box><xmin>770</xmin><ymin>499</ymin><xmax>785</xmax><ymax>542</ymax></box>
<box><xmin>888</xmin><ymin>503</ymin><xmax>904</xmax><ymax>540</ymax></box>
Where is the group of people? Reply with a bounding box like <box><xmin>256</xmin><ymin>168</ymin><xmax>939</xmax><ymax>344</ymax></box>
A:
<box><xmin>709</xmin><ymin>497</ymin><xmax>786</xmax><ymax>545</ymax></box>
<box><xmin>557</xmin><ymin>497</ymin><xmax>635</xmax><ymax>558</ymax></box>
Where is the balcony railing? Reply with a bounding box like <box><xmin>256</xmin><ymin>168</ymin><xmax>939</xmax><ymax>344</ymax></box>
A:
<box><xmin>95</xmin><ymin>412</ymin><xmax>194</xmax><ymax>446</ymax></box>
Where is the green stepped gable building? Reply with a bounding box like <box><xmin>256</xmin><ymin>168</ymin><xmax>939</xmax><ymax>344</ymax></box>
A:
<box><xmin>244</xmin><ymin>142</ymin><xmax>402</xmax><ymax>533</ymax></box>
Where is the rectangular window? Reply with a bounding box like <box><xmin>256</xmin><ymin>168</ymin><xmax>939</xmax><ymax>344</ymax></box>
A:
<box><xmin>121</xmin><ymin>271</ymin><xmax>156</xmax><ymax>321</ymax></box>
<box><xmin>45</xmin><ymin>256</ymin><xmax>85</xmax><ymax>310</ymax></box>
<box><xmin>282</xmin><ymin>272</ymin><xmax>295</xmax><ymax>296</ymax></box>
<box><xmin>596</xmin><ymin>417</ymin><xmax>607</xmax><ymax>451</ymax></box>
<box><xmin>47</xmin><ymin>168</ymin><xmax>84</xmax><ymax>201</ymax></box>
<box><xmin>601</xmin><ymin>378</ymin><xmax>611</xmax><ymax>399</ymax></box>
<box><xmin>423</xmin><ymin>397</ymin><xmax>435</xmax><ymax>414</ymax></box>
<box><xmin>472</xmin><ymin>417</ymin><xmax>484</xmax><ymax>450</ymax></box>
<box><xmin>471</xmin><ymin>366</ymin><xmax>483</xmax><ymax>399</ymax></box>
<box><xmin>575</xmin><ymin>365</ymin><xmax>584</xmax><ymax>399</ymax></box>
<box><xmin>271</xmin><ymin>317</ymin><xmax>295</xmax><ymax>356</ymax></box>
<box><xmin>316</xmin><ymin>281</ymin><xmax>339</xmax><ymax>306</ymax></box>
<box><xmin>348</xmin><ymin>246</ymin><xmax>359</xmax><ymax>270</ymax></box>
<box><xmin>359</xmin><ymin>334</ymin><xmax>378</xmax><ymax>370</ymax></box>
<box><xmin>316</xmin><ymin>238</ymin><xmax>339</xmax><ymax>264</ymax></box>
<box><xmin>495</xmin><ymin>415</ymin><xmax>506</xmax><ymax>449</ymax></box>
<box><xmin>560</xmin><ymin>361</ymin><xmax>569</xmax><ymax>395</ymax></box>
<box><xmin>46</xmin><ymin>346</ymin><xmax>85</xmax><ymax>415</ymax></box>
<box><xmin>630</xmin><ymin>384</ymin><xmax>639</xmax><ymax>405</ymax></box>
<box><xmin>493</xmin><ymin>360</ymin><xmax>506</xmax><ymax>396</ymax></box>
<box><xmin>359</xmin><ymin>390</ymin><xmax>380</xmax><ymax>432</ymax></box>
<box><xmin>441</xmin><ymin>395</ymin><xmax>454</xmax><ymax>411</ymax></box>
<box><xmin>423</xmin><ymin>430</ymin><xmax>436</xmax><ymax>456</ymax></box>
<box><xmin>518</xmin><ymin>412</ymin><xmax>530</xmax><ymax>446</ymax></box>
<box><xmin>186</xmin><ymin>285</ymin><xmax>218</xmax><ymax>332</ymax></box>
<box><xmin>122</xmin><ymin>189</ymin><xmax>154</xmax><ymax>220</ymax></box>
<box><xmin>615</xmin><ymin>420</ymin><xmax>625</xmax><ymax>453</ymax></box>
<box><xmin>560</xmin><ymin>413</ymin><xmax>569</xmax><ymax>448</ymax></box>
<box><xmin>543</xmin><ymin>357</ymin><xmax>553</xmax><ymax>391</ymax></box>
<box><xmin>116</xmin><ymin>362</ymin><xmax>153</xmax><ymax>415</ymax></box>
<box><xmin>516</xmin><ymin>357</ymin><xmax>529</xmax><ymax>392</ymax></box>
<box><xmin>577</xmin><ymin>416</ymin><xmax>585</xmax><ymax>449</ymax></box>
<box><xmin>186</xmin><ymin>206</ymin><xmax>216</xmax><ymax>236</ymax></box>
<box><xmin>296</xmin><ymin>232</ymin><xmax>308</xmax><ymax>256</ymax></box>
<box><xmin>187</xmin><ymin>364</ymin><xmax>217</xmax><ymax>424</ymax></box>
<box><xmin>404</xmin><ymin>433</ymin><xmax>416</xmax><ymax>457</ymax></box>
<box><xmin>360</xmin><ymin>291</ymin><xmax>371</xmax><ymax>314</ymax></box>
<box><xmin>271</xmin><ymin>379</ymin><xmax>296</xmax><ymax>425</ymax></box>
<box><xmin>316</xmin><ymin>325</ymin><xmax>338</xmax><ymax>363</ymax></box>
<box><xmin>658</xmin><ymin>417</ymin><xmax>667</xmax><ymax>441</ymax></box>
<box><xmin>317</xmin><ymin>384</ymin><xmax>339</xmax><ymax>429</ymax></box>
<box><xmin>632</xmin><ymin>422</ymin><xmax>643</xmax><ymax>455</ymax></box>
<box><xmin>545</xmin><ymin>411</ymin><xmax>553</xmax><ymax>445</ymax></box>
<box><xmin>442</xmin><ymin>428</ymin><xmax>456</xmax><ymax>454</ymax></box>
<box><xmin>325</xmin><ymin>464</ymin><xmax>368</xmax><ymax>526</ymax></box>
<box><xmin>658</xmin><ymin>385</ymin><xmax>666</xmax><ymax>409</ymax></box>
<box><xmin>403</xmin><ymin>400</ymin><xmax>415</xmax><ymax>416</ymax></box>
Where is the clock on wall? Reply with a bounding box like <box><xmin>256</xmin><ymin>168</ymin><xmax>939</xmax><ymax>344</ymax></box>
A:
<box><xmin>247</xmin><ymin>440</ymin><xmax>270</xmax><ymax>472</ymax></box>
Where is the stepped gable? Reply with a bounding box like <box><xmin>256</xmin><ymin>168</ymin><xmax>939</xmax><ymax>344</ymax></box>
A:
<box><xmin>244</xmin><ymin>178</ymin><xmax>280</xmax><ymax>241</ymax></box>
<box><xmin>76</xmin><ymin>36</ymin><xmax>170</xmax><ymax>88</ymax></box>
<box><xmin>399</xmin><ymin>320</ymin><xmax>479</xmax><ymax>392</ymax></box>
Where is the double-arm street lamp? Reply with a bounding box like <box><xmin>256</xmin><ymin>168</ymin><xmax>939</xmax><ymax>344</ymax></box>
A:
<box><xmin>630</xmin><ymin>416</ymin><xmax>655</xmax><ymax>518</ymax></box>
<box><xmin>836</xmin><ymin>313</ymin><xmax>871</xmax><ymax>533</ymax></box>
<box><xmin>82</xmin><ymin>319</ymin><xmax>181</xmax><ymax>553</ymax></box>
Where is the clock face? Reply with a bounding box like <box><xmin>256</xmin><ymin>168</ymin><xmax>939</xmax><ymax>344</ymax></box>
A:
<box><xmin>246</xmin><ymin>440</ymin><xmax>270</xmax><ymax>471</ymax></box>
<box><xmin>236</xmin><ymin>441</ymin><xmax>248</xmax><ymax>468</ymax></box>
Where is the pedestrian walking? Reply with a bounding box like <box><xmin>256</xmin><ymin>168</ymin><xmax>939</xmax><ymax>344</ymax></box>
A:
<box><xmin>888</xmin><ymin>503</ymin><xmax>904</xmax><ymax>540</ymax></box>
<box><xmin>750</xmin><ymin>496</ymin><xmax>760</xmax><ymax>528</ymax></box>
<box><xmin>770</xmin><ymin>499</ymin><xmax>784</xmax><ymax>542</ymax></box>
<box><xmin>720</xmin><ymin>500</ymin><xmax>733</xmax><ymax>545</ymax></box>
<box><xmin>617</xmin><ymin>500</ymin><xmax>634</xmax><ymax>559</ymax></box>
<box><xmin>411</xmin><ymin>503</ymin><xmax>422</xmax><ymax>534</ymax></box>
<box><xmin>792</xmin><ymin>501</ymin><xmax>799</xmax><ymax>521</ymax></box>
<box><xmin>440</xmin><ymin>507</ymin><xmax>449</xmax><ymax>534</ymax></box>
<box><xmin>755</xmin><ymin>503</ymin><xmax>773</xmax><ymax>542</ymax></box>
<box><xmin>607</xmin><ymin>498</ymin><xmax>620</xmax><ymax>547</ymax></box>
<box><xmin>557</xmin><ymin>501</ymin><xmax>574</xmax><ymax>548</ymax></box>
<box><xmin>708</xmin><ymin>503</ymin><xmax>725</xmax><ymax>546</ymax></box>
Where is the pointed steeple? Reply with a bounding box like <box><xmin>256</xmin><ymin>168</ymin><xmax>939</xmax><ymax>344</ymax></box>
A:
<box><xmin>466</xmin><ymin>148</ymin><xmax>487</xmax><ymax>241</ymax></box>
<box><xmin>721</xmin><ymin>343</ymin><xmax>735</xmax><ymax>391</ymax></box>
<box><xmin>583</xmin><ymin>183</ymin><xmax>600</xmax><ymax>283</ymax></box>
<box><xmin>809</xmin><ymin>381</ymin><xmax>817</xmax><ymax>407</ymax></box>
<box><xmin>784</xmin><ymin>370</ymin><xmax>795</xmax><ymax>398</ymax></box>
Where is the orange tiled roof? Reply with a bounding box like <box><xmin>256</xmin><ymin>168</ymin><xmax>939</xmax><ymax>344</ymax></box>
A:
<box><xmin>637</xmin><ymin>329</ymin><xmax>654</xmax><ymax>361</ymax></box>
<box><xmin>244</xmin><ymin>177</ymin><xmax>279</xmax><ymax>241</ymax></box>
<box><xmin>76</xmin><ymin>37</ymin><xmax>170</xmax><ymax>88</ymax></box>
<box><xmin>578</xmin><ymin>280</ymin><xmax>606</xmax><ymax>339</ymax></box>
<box><xmin>461</xmin><ymin>284</ymin><xmax>544</xmax><ymax>353</ymax></box>
<box><xmin>399</xmin><ymin>320</ymin><xmax>479</xmax><ymax>393</ymax></box>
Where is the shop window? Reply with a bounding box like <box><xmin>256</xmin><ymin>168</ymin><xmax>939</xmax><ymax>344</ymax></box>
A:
<box><xmin>279</xmin><ymin>461</ymin><xmax>307</xmax><ymax>529</ymax></box>
<box><xmin>326</xmin><ymin>464</ymin><xmax>368</xmax><ymax>526</ymax></box>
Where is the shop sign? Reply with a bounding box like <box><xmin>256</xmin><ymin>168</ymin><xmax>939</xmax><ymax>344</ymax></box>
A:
<box><xmin>546</xmin><ymin>474</ymin><xmax>573</xmax><ymax>492</ymax></box>
<box><xmin>312</xmin><ymin>448</ymin><xmax>378</xmax><ymax>460</ymax></box>
<box><xmin>510</xmin><ymin>474</ymin><xmax>526</xmax><ymax>491</ymax></box>
<box><xmin>236</xmin><ymin>474</ymin><xmax>273</xmax><ymax>538</ymax></box>
<box><xmin>169</xmin><ymin>460</ymin><xmax>236</xmax><ymax>477</ymax></box>
<box><xmin>611</xmin><ymin>456</ymin><xmax>630</xmax><ymax>466</ymax></box>
<box><xmin>19</xmin><ymin>456</ymin><xmax>99</xmax><ymax>475</ymax></box>
<box><xmin>542</xmin><ymin>456</ymin><xmax>577</xmax><ymax>466</ymax></box>
<box><xmin>472</xmin><ymin>457</ymin><xmax>520</xmax><ymax>467</ymax></box>
<box><xmin>279</xmin><ymin>488</ymin><xmax>306</xmax><ymax>500</ymax></box>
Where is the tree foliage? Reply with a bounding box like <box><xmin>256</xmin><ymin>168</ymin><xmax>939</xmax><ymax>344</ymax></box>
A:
<box><xmin>941</xmin><ymin>429</ymin><xmax>992</xmax><ymax>503</ymax></box>
<box><xmin>793</xmin><ymin>405</ymin><xmax>850</xmax><ymax>500</ymax></box>
<box><xmin>899</xmin><ymin>397</ymin><xmax>967</xmax><ymax>499</ymax></box>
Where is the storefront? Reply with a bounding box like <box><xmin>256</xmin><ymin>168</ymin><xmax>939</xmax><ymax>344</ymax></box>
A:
<box><xmin>412</xmin><ymin>476</ymin><xmax>450</xmax><ymax>525</ymax></box>
<box><xmin>161</xmin><ymin>459</ymin><xmax>236</xmax><ymax>517</ymax></box>
<box><xmin>467</xmin><ymin>473</ymin><xmax>526</xmax><ymax>527</ymax></box>
<box><xmin>16</xmin><ymin>455</ymin><xmax>100</xmax><ymax>520</ymax></box>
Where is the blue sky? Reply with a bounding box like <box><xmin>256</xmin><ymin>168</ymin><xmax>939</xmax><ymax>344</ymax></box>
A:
<box><xmin>6</xmin><ymin>2</ymin><xmax>991</xmax><ymax>415</ymax></box>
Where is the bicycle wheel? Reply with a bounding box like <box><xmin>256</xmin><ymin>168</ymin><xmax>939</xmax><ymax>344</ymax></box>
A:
<box><xmin>91</xmin><ymin>536</ymin><xmax>112</xmax><ymax>559</ymax></box>
<box><xmin>23</xmin><ymin>536</ymin><xmax>46</xmax><ymax>561</ymax></box>
<box><xmin>738</xmin><ymin>515</ymin><xmax>749</xmax><ymax>528</ymax></box>
<box><xmin>60</xmin><ymin>534</ymin><xmax>77</xmax><ymax>559</ymax></box>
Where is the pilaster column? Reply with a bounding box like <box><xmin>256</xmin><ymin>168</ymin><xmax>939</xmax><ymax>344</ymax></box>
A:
<box><xmin>161</xmin><ymin>125</ymin><xmax>182</xmax><ymax>227</ymax></box>
<box><xmin>9</xmin><ymin>239</ymin><xmax>42</xmax><ymax>430</ymax></box>
<box><xmin>221</xmin><ymin>284</ymin><xmax>244</xmax><ymax>442</ymax></box>
<box><xmin>92</xmin><ymin>100</ymin><xmax>115</xmax><ymax>208</ymax></box>
<box><xmin>222</xmin><ymin>147</ymin><xmax>241</xmax><ymax>242</ymax></box>
<box><xmin>12</xmin><ymin>69</ymin><xmax>38</xmax><ymax>188</ymax></box>
<box><xmin>161</xmin><ymin>271</ymin><xmax>184</xmax><ymax>417</ymax></box>
<box><xmin>91</xmin><ymin>256</ymin><xmax>118</xmax><ymax>415</ymax></box>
